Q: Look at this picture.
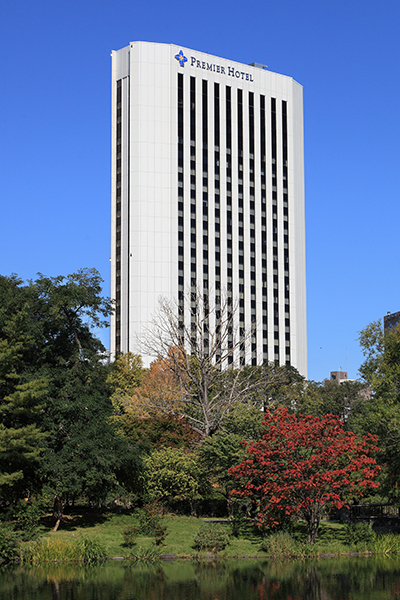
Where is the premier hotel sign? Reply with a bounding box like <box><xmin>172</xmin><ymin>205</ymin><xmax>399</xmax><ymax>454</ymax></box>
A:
<box><xmin>174</xmin><ymin>50</ymin><xmax>254</xmax><ymax>82</ymax></box>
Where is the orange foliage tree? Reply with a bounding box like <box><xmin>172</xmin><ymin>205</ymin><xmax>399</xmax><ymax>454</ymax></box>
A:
<box><xmin>129</xmin><ymin>350</ymin><xmax>182</xmax><ymax>418</ymax></box>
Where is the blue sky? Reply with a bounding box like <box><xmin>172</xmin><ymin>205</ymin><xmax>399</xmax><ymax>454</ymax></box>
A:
<box><xmin>1</xmin><ymin>0</ymin><xmax>399</xmax><ymax>382</ymax></box>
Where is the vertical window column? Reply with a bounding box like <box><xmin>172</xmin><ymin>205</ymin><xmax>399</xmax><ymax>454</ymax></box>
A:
<box><xmin>249</xmin><ymin>91</ymin><xmax>256</xmax><ymax>366</ymax></box>
<box><xmin>271</xmin><ymin>98</ymin><xmax>279</xmax><ymax>362</ymax></box>
<box><xmin>115</xmin><ymin>79</ymin><xmax>122</xmax><ymax>354</ymax></box>
<box><xmin>202</xmin><ymin>80</ymin><xmax>209</xmax><ymax>356</ymax></box>
<box><xmin>190</xmin><ymin>77</ymin><xmax>197</xmax><ymax>349</ymax></box>
<box><xmin>260</xmin><ymin>95</ymin><xmax>268</xmax><ymax>362</ymax></box>
<box><xmin>225</xmin><ymin>86</ymin><xmax>233</xmax><ymax>364</ymax></box>
<box><xmin>214</xmin><ymin>83</ymin><xmax>221</xmax><ymax>363</ymax></box>
<box><xmin>177</xmin><ymin>74</ymin><xmax>184</xmax><ymax>336</ymax></box>
<box><xmin>237</xmin><ymin>89</ymin><xmax>245</xmax><ymax>365</ymax></box>
<box><xmin>282</xmin><ymin>100</ymin><xmax>290</xmax><ymax>365</ymax></box>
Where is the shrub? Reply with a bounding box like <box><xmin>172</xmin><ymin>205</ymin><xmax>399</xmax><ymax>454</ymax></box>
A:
<box><xmin>135</xmin><ymin>502</ymin><xmax>168</xmax><ymax>545</ymax></box>
<box><xmin>6</xmin><ymin>500</ymin><xmax>42</xmax><ymax>541</ymax></box>
<box><xmin>193</xmin><ymin>523</ymin><xmax>230</xmax><ymax>552</ymax></box>
<box><xmin>0</xmin><ymin>523</ymin><xmax>21</xmax><ymax>563</ymax></box>
<box><xmin>153</xmin><ymin>522</ymin><xmax>168</xmax><ymax>545</ymax></box>
<box><xmin>344</xmin><ymin>522</ymin><xmax>376</xmax><ymax>547</ymax></box>
<box><xmin>260</xmin><ymin>532</ymin><xmax>302</xmax><ymax>558</ymax></box>
<box><xmin>123</xmin><ymin>526</ymin><xmax>139</xmax><ymax>548</ymax></box>
<box><xmin>137</xmin><ymin>501</ymin><xmax>165</xmax><ymax>535</ymax></box>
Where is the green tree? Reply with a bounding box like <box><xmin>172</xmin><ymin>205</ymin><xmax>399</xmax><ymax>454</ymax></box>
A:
<box><xmin>114</xmin><ymin>412</ymin><xmax>199</xmax><ymax>452</ymax></box>
<box><xmin>357</xmin><ymin>320</ymin><xmax>400</xmax><ymax>499</ymax></box>
<box><xmin>198</xmin><ymin>404</ymin><xmax>264</xmax><ymax>513</ymax></box>
<box><xmin>29</xmin><ymin>270</ymin><xmax>140</xmax><ymax>527</ymax></box>
<box><xmin>0</xmin><ymin>275</ymin><xmax>48</xmax><ymax>500</ymax></box>
<box><xmin>144</xmin><ymin>447</ymin><xmax>207</xmax><ymax>512</ymax></box>
<box><xmin>294</xmin><ymin>379</ymin><xmax>367</xmax><ymax>425</ymax></box>
<box><xmin>107</xmin><ymin>352</ymin><xmax>145</xmax><ymax>412</ymax></box>
<box><xmin>0</xmin><ymin>269</ymin><xmax>142</xmax><ymax>528</ymax></box>
<box><xmin>223</xmin><ymin>402</ymin><xmax>265</xmax><ymax>440</ymax></box>
<box><xmin>198</xmin><ymin>431</ymin><xmax>246</xmax><ymax>512</ymax></box>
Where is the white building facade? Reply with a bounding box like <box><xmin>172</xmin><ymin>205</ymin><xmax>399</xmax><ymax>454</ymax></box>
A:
<box><xmin>111</xmin><ymin>41</ymin><xmax>307</xmax><ymax>377</ymax></box>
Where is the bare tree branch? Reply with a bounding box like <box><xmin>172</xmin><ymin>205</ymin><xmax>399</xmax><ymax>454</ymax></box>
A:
<box><xmin>137</xmin><ymin>287</ymin><xmax>285</xmax><ymax>437</ymax></box>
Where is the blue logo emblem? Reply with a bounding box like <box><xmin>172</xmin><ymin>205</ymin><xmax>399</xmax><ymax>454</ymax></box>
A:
<box><xmin>175</xmin><ymin>50</ymin><xmax>188</xmax><ymax>67</ymax></box>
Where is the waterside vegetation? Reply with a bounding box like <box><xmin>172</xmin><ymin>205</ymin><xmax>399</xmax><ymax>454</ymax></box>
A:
<box><xmin>1</xmin><ymin>509</ymin><xmax>399</xmax><ymax>565</ymax></box>
<box><xmin>1</xmin><ymin>271</ymin><xmax>400</xmax><ymax>565</ymax></box>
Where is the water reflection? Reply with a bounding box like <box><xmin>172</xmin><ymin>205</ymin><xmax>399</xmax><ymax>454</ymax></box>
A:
<box><xmin>1</xmin><ymin>557</ymin><xmax>400</xmax><ymax>600</ymax></box>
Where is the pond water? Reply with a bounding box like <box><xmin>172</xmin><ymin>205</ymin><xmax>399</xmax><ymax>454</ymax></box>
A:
<box><xmin>1</xmin><ymin>557</ymin><xmax>400</xmax><ymax>600</ymax></box>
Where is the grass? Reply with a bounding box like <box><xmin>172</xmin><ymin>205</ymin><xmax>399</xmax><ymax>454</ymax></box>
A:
<box><xmin>32</xmin><ymin>509</ymin><xmax>400</xmax><ymax>560</ymax></box>
<box><xmin>22</xmin><ymin>536</ymin><xmax>106</xmax><ymax>564</ymax></box>
<box><xmin>37</xmin><ymin>510</ymin><xmax>262</xmax><ymax>559</ymax></box>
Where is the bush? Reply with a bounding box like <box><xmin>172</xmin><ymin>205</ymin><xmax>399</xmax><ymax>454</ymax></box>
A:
<box><xmin>230</xmin><ymin>503</ymin><xmax>247</xmax><ymax>537</ymax></box>
<box><xmin>153</xmin><ymin>522</ymin><xmax>167</xmax><ymax>545</ymax></box>
<box><xmin>345</xmin><ymin>522</ymin><xmax>376</xmax><ymax>547</ymax></box>
<box><xmin>123</xmin><ymin>526</ymin><xmax>139</xmax><ymax>548</ymax></box>
<box><xmin>193</xmin><ymin>523</ymin><xmax>230</xmax><ymax>552</ymax></box>
<box><xmin>260</xmin><ymin>532</ymin><xmax>301</xmax><ymax>558</ymax></box>
<box><xmin>135</xmin><ymin>502</ymin><xmax>168</xmax><ymax>545</ymax></box>
<box><xmin>0</xmin><ymin>524</ymin><xmax>21</xmax><ymax>563</ymax></box>
<box><xmin>137</xmin><ymin>501</ymin><xmax>165</xmax><ymax>535</ymax></box>
<box><xmin>6</xmin><ymin>500</ymin><xmax>42</xmax><ymax>541</ymax></box>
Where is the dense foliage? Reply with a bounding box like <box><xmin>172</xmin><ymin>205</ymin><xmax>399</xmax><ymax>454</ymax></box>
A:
<box><xmin>229</xmin><ymin>407</ymin><xmax>380</xmax><ymax>543</ymax></box>
<box><xmin>356</xmin><ymin>320</ymin><xmax>400</xmax><ymax>499</ymax></box>
<box><xmin>0</xmin><ymin>271</ymin><xmax>395</xmax><ymax>547</ymax></box>
<box><xmin>0</xmin><ymin>270</ymin><xmax>141</xmax><ymax>530</ymax></box>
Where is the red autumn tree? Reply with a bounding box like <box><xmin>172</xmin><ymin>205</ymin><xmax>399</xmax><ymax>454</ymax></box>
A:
<box><xmin>228</xmin><ymin>407</ymin><xmax>380</xmax><ymax>543</ymax></box>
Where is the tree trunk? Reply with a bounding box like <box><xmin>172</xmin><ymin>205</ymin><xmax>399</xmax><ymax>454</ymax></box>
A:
<box><xmin>306</xmin><ymin>514</ymin><xmax>320</xmax><ymax>544</ymax></box>
<box><xmin>52</xmin><ymin>495</ymin><xmax>64</xmax><ymax>532</ymax></box>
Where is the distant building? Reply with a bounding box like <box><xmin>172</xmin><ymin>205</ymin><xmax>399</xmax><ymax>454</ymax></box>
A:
<box><xmin>330</xmin><ymin>371</ymin><xmax>351</xmax><ymax>384</ymax></box>
<box><xmin>384</xmin><ymin>311</ymin><xmax>400</xmax><ymax>333</ymax></box>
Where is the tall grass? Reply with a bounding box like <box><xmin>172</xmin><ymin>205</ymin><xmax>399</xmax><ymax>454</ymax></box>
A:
<box><xmin>373</xmin><ymin>533</ymin><xmax>400</xmax><ymax>555</ymax></box>
<box><xmin>260</xmin><ymin>528</ymin><xmax>400</xmax><ymax>559</ymax></box>
<box><xmin>22</xmin><ymin>536</ymin><xmax>106</xmax><ymax>564</ymax></box>
<box><xmin>260</xmin><ymin>532</ymin><xmax>312</xmax><ymax>558</ymax></box>
<box><xmin>126</xmin><ymin>544</ymin><xmax>163</xmax><ymax>563</ymax></box>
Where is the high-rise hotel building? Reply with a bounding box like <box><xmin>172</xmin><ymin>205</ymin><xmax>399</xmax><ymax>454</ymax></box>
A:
<box><xmin>111</xmin><ymin>42</ymin><xmax>307</xmax><ymax>377</ymax></box>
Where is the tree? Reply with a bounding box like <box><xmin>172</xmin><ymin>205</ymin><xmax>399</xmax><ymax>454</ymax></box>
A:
<box><xmin>198</xmin><ymin>403</ymin><xmax>265</xmax><ymax>512</ymax></box>
<box><xmin>107</xmin><ymin>352</ymin><xmax>145</xmax><ymax>412</ymax></box>
<box><xmin>229</xmin><ymin>407</ymin><xmax>380</xmax><ymax>543</ymax></box>
<box><xmin>144</xmin><ymin>447</ymin><xmax>207</xmax><ymax>512</ymax></box>
<box><xmin>140</xmin><ymin>289</ymin><xmax>282</xmax><ymax>437</ymax></box>
<box><xmin>0</xmin><ymin>275</ymin><xmax>48</xmax><ymax>500</ymax></box>
<box><xmin>41</xmin><ymin>360</ymin><xmax>139</xmax><ymax>530</ymax></box>
<box><xmin>0</xmin><ymin>269</ymin><xmax>142</xmax><ymax>527</ymax></box>
<box><xmin>29</xmin><ymin>270</ymin><xmax>139</xmax><ymax>527</ymax></box>
<box><xmin>199</xmin><ymin>431</ymin><xmax>247</xmax><ymax>513</ymax></box>
<box><xmin>129</xmin><ymin>353</ymin><xmax>182</xmax><ymax>418</ymax></box>
<box><xmin>223</xmin><ymin>402</ymin><xmax>265</xmax><ymax>440</ymax></box>
<box><xmin>294</xmin><ymin>379</ymin><xmax>367</xmax><ymax>425</ymax></box>
<box><xmin>114</xmin><ymin>412</ymin><xmax>199</xmax><ymax>452</ymax></box>
<box><xmin>356</xmin><ymin>320</ymin><xmax>400</xmax><ymax>499</ymax></box>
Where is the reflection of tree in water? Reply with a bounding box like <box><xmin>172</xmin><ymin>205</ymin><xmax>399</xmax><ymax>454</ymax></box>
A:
<box><xmin>304</xmin><ymin>566</ymin><xmax>322</xmax><ymax>600</ymax></box>
<box><xmin>2</xmin><ymin>559</ymin><xmax>400</xmax><ymax>599</ymax></box>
